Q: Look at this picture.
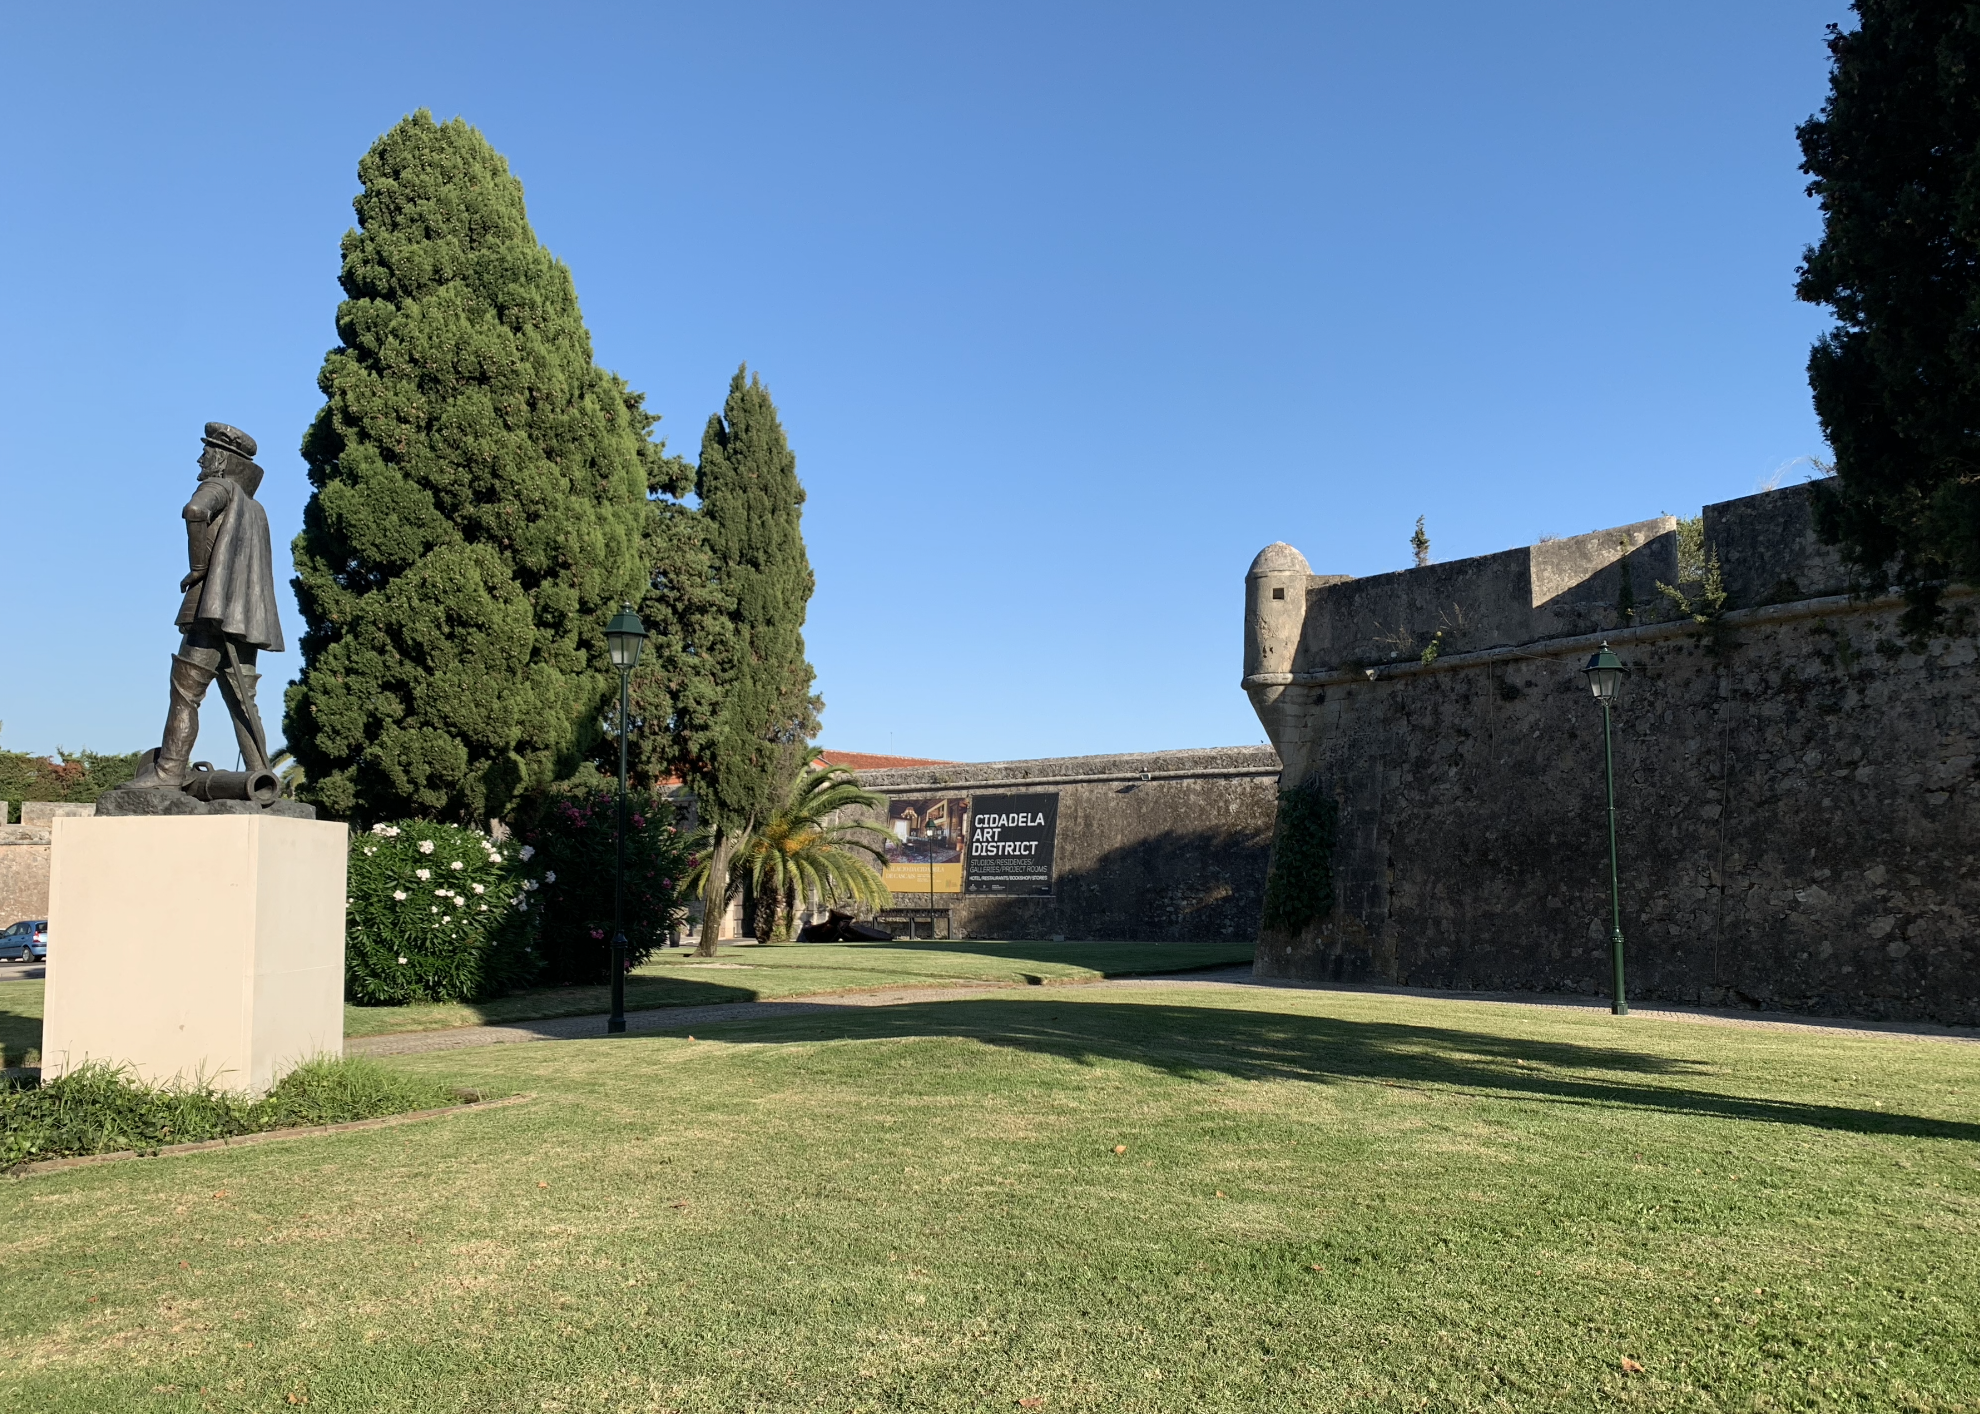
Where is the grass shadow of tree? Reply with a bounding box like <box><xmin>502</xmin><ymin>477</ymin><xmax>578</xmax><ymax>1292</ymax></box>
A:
<box><xmin>701</xmin><ymin>997</ymin><xmax>1980</xmax><ymax>1143</ymax></box>
<box><xmin>770</xmin><ymin>938</ymin><xmax>1252</xmax><ymax>976</ymax></box>
<box><xmin>0</xmin><ymin>1009</ymin><xmax>40</xmax><ymax>1067</ymax></box>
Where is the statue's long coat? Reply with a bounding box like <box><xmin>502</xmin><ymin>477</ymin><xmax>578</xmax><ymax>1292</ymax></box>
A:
<box><xmin>175</xmin><ymin>477</ymin><xmax>285</xmax><ymax>652</ymax></box>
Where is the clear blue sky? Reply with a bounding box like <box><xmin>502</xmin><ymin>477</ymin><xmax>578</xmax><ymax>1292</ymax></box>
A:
<box><xmin>0</xmin><ymin>1</ymin><xmax>1846</xmax><ymax>767</ymax></box>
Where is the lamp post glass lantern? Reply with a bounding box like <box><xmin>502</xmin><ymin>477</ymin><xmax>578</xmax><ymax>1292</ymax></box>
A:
<box><xmin>1581</xmin><ymin>642</ymin><xmax>1629</xmax><ymax>1016</ymax></box>
<box><xmin>605</xmin><ymin>603</ymin><xmax>647</xmax><ymax>1034</ymax></box>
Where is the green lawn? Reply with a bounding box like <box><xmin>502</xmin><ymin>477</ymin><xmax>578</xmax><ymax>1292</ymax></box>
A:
<box><xmin>1</xmin><ymin>984</ymin><xmax>1975</xmax><ymax>1411</ymax></box>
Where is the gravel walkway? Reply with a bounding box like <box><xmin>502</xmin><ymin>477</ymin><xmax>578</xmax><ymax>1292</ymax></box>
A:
<box><xmin>348</xmin><ymin>966</ymin><xmax>1978</xmax><ymax>1057</ymax></box>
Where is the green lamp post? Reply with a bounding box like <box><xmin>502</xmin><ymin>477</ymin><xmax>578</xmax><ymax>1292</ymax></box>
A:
<box><xmin>1582</xmin><ymin>642</ymin><xmax>1629</xmax><ymax>1016</ymax></box>
<box><xmin>925</xmin><ymin>820</ymin><xmax>940</xmax><ymax>941</ymax></box>
<box><xmin>604</xmin><ymin>602</ymin><xmax>648</xmax><ymax>1035</ymax></box>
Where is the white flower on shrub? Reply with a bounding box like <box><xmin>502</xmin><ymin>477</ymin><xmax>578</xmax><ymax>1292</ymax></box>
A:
<box><xmin>518</xmin><ymin>845</ymin><xmax>535</xmax><ymax>861</ymax></box>
<box><xmin>418</xmin><ymin>840</ymin><xmax>435</xmax><ymax>855</ymax></box>
<box><xmin>478</xmin><ymin>903</ymin><xmax>489</xmax><ymax>912</ymax></box>
<box><xmin>522</xmin><ymin>879</ymin><xmax>538</xmax><ymax>892</ymax></box>
<box><xmin>392</xmin><ymin>890</ymin><xmax>408</xmax><ymax>901</ymax></box>
<box><xmin>442</xmin><ymin>916</ymin><xmax>452</xmax><ymax>925</ymax></box>
<box><xmin>398</xmin><ymin>955</ymin><xmax>408</xmax><ymax>964</ymax></box>
<box><xmin>544</xmin><ymin>871</ymin><xmax>557</xmax><ymax>884</ymax></box>
<box><xmin>372</xmin><ymin>823</ymin><xmax>400</xmax><ymax>837</ymax></box>
<box><xmin>431</xmin><ymin>906</ymin><xmax>439</xmax><ymax>913</ymax></box>
<box><xmin>364</xmin><ymin>846</ymin><xmax>377</xmax><ymax>856</ymax></box>
<box><xmin>450</xmin><ymin>860</ymin><xmax>464</xmax><ymax>871</ymax></box>
<box><xmin>472</xmin><ymin>883</ymin><xmax>486</xmax><ymax>895</ymax></box>
<box><xmin>415</xmin><ymin>869</ymin><xmax>431</xmax><ymax>880</ymax></box>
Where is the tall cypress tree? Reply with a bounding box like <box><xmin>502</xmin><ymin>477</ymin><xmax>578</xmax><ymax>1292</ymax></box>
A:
<box><xmin>1797</xmin><ymin>3</ymin><xmax>1980</xmax><ymax>627</ymax></box>
<box><xmin>286</xmin><ymin>112</ymin><xmax>659</xmax><ymax>823</ymax></box>
<box><xmin>685</xmin><ymin>367</ymin><xmax>819</xmax><ymax>954</ymax></box>
<box><xmin>614</xmin><ymin>451</ymin><xmax>731</xmax><ymax>795</ymax></box>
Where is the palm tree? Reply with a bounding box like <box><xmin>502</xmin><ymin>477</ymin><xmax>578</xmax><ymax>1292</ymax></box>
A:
<box><xmin>269</xmin><ymin>749</ymin><xmax>305</xmax><ymax>798</ymax></box>
<box><xmin>685</xmin><ymin>754</ymin><xmax>893</xmax><ymax>944</ymax></box>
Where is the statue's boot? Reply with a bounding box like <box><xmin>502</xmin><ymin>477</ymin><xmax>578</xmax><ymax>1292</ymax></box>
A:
<box><xmin>214</xmin><ymin>654</ymin><xmax>271</xmax><ymax>775</ymax></box>
<box><xmin>128</xmin><ymin>654</ymin><xmax>216</xmax><ymax>790</ymax></box>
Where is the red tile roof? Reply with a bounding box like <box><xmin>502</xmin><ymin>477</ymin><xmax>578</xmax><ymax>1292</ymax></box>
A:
<box><xmin>813</xmin><ymin>749</ymin><xmax>955</xmax><ymax>771</ymax></box>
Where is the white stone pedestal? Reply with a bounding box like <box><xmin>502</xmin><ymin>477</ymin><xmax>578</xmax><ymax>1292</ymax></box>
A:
<box><xmin>42</xmin><ymin>814</ymin><xmax>347</xmax><ymax>1093</ymax></box>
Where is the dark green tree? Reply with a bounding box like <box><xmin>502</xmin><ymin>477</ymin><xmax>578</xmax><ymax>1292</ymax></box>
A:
<box><xmin>1797</xmin><ymin>3</ymin><xmax>1980</xmax><ymax>627</ymax></box>
<box><xmin>286</xmin><ymin>112</ymin><xmax>664</xmax><ymax>823</ymax></box>
<box><xmin>683</xmin><ymin>367</ymin><xmax>819</xmax><ymax>955</ymax></box>
<box><xmin>612</xmin><ymin>448</ymin><xmax>732</xmax><ymax>795</ymax></box>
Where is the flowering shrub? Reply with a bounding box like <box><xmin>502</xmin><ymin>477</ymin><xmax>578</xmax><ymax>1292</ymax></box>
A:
<box><xmin>516</xmin><ymin>789</ymin><xmax>691</xmax><ymax>986</ymax></box>
<box><xmin>346</xmin><ymin>821</ymin><xmax>543</xmax><ymax>1004</ymax></box>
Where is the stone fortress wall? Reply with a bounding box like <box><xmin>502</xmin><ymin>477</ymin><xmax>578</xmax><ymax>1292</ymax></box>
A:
<box><xmin>0</xmin><ymin>803</ymin><xmax>94</xmax><ymax>928</ymax></box>
<box><xmin>1244</xmin><ymin>482</ymin><xmax>1980</xmax><ymax>1026</ymax></box>
<box><xmin>856</xmin><ymin>747</ymin><xmax>1281</xmax><ymax>943</ymax></box>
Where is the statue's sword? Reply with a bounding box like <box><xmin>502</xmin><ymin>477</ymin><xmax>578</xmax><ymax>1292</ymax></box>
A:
<box><xmin>221</xmin><ymin>637</ymin><xmax>272</xmax><ymax>775</ymax></box>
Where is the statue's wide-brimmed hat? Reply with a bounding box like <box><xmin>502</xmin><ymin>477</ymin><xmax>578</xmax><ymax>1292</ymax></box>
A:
<box><xmin>201</xmin><ymin>423</ymin><xmax>258</xmax><ymax>460</ymax></box>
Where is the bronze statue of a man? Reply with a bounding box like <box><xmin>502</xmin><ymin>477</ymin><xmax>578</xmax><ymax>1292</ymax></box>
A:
<box><xmin>129</xmin><ymin>423</ymin><xmax>286</xmax><ymax>791</ymax></box>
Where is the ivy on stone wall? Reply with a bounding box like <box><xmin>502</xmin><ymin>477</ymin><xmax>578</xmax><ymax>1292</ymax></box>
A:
<box><xmin>1261</xmin><ymin>782</ymin><xmax>1338</xmax><ymax>935</ymax></box>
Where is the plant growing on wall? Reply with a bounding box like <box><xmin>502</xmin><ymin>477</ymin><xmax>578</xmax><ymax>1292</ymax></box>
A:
<box><xmin>1614</xmin><ymin>538</ymin><xmax>1638</xmax><ymax>623</ymax></box>
<box><xmin>1797</xmin><ymin>3</ymin><xmax>1980</xmax><ymax>629</ymax></box>
<box><xmin>1656</xmin><ymin>553</ymin><xmax>1728</xmax><ymax>626</ymax></box>
<box><xmin>1261</xmin><ymin>782</ymin><xmax>1338</xmax><ymax>936</ymax></box>
<box><xmin>1671</xmin><ymin>514</ymin><xmax>1707</xmax><ymax>584</ymax></box>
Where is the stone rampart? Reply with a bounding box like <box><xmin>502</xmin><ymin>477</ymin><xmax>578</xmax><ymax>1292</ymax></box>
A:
<box><xmin>0</xmin><ymin>803</ymin><xmax>95</xmax><ymax>927</ymax></box>
<box><xmin>0</xmin><ymin>823</ymin><xmax>51</xmax><ymax>929</ymax></box>
<box><xmin>1243</xmin><ymin>485</ymin><xmax>1980</xmax><ymax>1025</ymax></box>
<box><xmin>856</xmin><ymin>747</ymin><xmax>1280</xmax><ymax>941</ymax></box>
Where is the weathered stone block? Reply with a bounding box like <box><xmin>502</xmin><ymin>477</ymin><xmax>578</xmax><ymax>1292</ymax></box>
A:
<box><xmin>1702</xmin><ymin>483</ymin><xmax>1849</xmax><ymax>608</ymax></box>
<box><xmin>21</xmin><ymin>802</ymin><xmax>93</xmax><ymax>827</ymax></box>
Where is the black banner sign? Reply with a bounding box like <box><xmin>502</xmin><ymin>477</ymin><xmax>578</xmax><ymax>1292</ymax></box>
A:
<box><xmin>963</xmin><ymin>793</ymin><xmax>1059</xmax><ymax>896</ymax></box>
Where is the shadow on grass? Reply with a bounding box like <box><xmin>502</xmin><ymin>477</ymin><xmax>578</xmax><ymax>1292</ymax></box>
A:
<box><xmin>0</xmin><ymin>1009</ymin><xmax>40</xmax><ymax>1066</ymax></box>
<box><xmin>656</xmin><ymin>940</ymin><xmax>1252</xmax><ymax>982</ymax></box>
<box><xmin>699</xmin><ymin>997</ymin><xmax>1980</xmax><ymax>1143</ymax></box>
<box><xmin>344</xmin><ymin>975</ymin><xmax>754</xmax><ymax>1036</ymax></box>
<box><xmin>810</xmin><ymin>940</ymin><xmax>1250</xmax><ymax>969</ymax></box>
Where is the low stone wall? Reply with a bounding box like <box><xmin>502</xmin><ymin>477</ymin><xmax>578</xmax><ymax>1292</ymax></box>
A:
<box><xmin>0</xmin><ymin>804</ymin><xmax>106</xmax><ymax>927</ymax></box>
<box><xmin>0</xmin><ymin>824</ymin><xmax>51</xmax><ymax>929</ymax></box>
<box><xmin>856</xmin><ymin>747</ymin><xmax>1280</xmax><ymax>942</ymax></box>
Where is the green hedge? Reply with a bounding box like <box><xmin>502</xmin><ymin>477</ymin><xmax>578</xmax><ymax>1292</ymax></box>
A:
<box><xmin>0</xmin><ymin>748</ymin><xmax>140</xmax><ymax>822</ymax></box>
<box><xmin>516</xmin><ymin>788</ymin><xmax>691</xmax><ymax>986</ymax></box>
<box><xmin>346</xmin><ymin>821</ymin><xmax>544</xmax><ymax>1004</ymax></box>
<box><xmin>0</xmin><ymin>1058</ymin><xmax>465</xmax><ymax>1167</ymax></box>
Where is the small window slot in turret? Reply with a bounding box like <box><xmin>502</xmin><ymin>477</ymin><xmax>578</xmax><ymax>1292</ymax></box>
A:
<box><xmin>1271</xmin><ymin>587</ymin><xmax>1285</xmax><ymax>600</ymax></box>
